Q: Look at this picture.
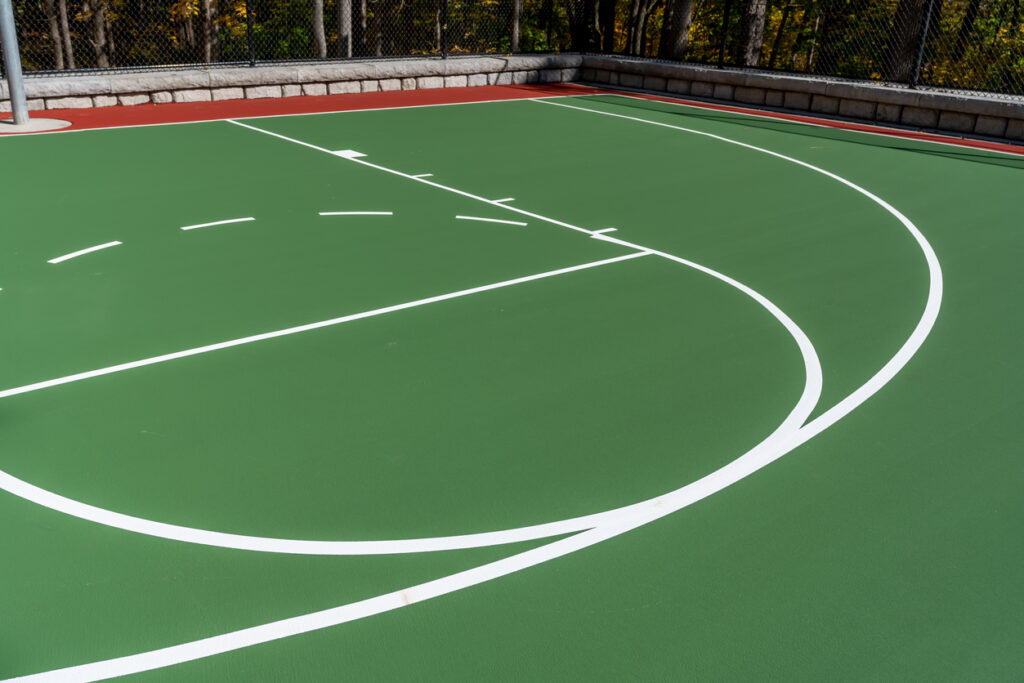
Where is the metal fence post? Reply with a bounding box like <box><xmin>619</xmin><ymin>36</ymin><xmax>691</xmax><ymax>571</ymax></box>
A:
<box><xmin>245</xmin><ymin>0</ymin><xmax>256</xmax><ymax>67</ymax></box>
<box><xmin>0</xmin><ymin>0</ymin><xmax>28</xmax><ymax>124</ymax></box>
<box><xmin>911</xmin><ymin>0</ymin><xmax>936</xmax><ymax>87</ymax></box>
<box><xmin>441</xmin><ymin>0</ymin><xmax>449</xmax><ymax>58</ymax></box>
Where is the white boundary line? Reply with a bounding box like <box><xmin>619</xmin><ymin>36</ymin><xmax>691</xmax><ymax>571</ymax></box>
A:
<box><xmin>318</xmin><ymin>211</ymin><xmax>393</xmax><ymax>216</ymax></box>
<box><xmin>47</xmin><ymin>241</ymin><xmax>122</xmax><ymax>264</ymax></box>
<box><xmin>5</xmin><ymin>96</ymin><xmax>944</xmax><ymax>681</ymax></box>
<box><xmin>0</xmin><ymin>94</ymin><xmax>560</xmax><ymax>138</ymax></box>
<box><xmin>180</xmin><ymin>217</ymin><xmax>255</xmax><ymax>231</ymax></box>
<box><xmin>582</xmin><ymin>90</ymin><xmax>1024</xmax><ymax>159</ymax></box>
<box><xmin>455</xmin><ymin>215</ymin><xmax>528</xmax><ymax>226</ymax></box>
<box><xmin>0</xmin><ymin>253</ymin><xmax>646</xmax><ymax>405</ymax></box>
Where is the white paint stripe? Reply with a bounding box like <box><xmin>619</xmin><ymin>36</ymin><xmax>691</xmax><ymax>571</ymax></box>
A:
<box><xmin>8</xmin><ymin>102</ymin><xmax>945</xmax><ymax>681</ymax></box>
<box><xmin>47</xmin><ymin>241</ymin><xmax>122</xmax><ymax>264</ymax></box>
<box><xmin>318</xmin><ymin>211</ymin><xmax>393</xmax><ymax>216</ymax></box>
<box><xmin>455</xmin><ymin>215</ymin><xmax>528</xmax><ymax>226</ymax></box>
<box><xmin>0</xmin><ymin>252</ymin><xmax>647</xmax><ymax>405</ymax></box>
<box><xmin>0</xmin><ymin>93</ymin><xmax>576</xmax><ymax>138</ymax></box>
<box><xmin>3</xmin><ymin>111</ymin><xmax>929</xmax><ymax>560</ymax></box>
<box><xmin>558</xmin><ymin>92</ymin><xmax>1024</xmax><ymax>159</ymax></box>
<box><xmin>227</xmin><ymin>119</ymin><xmax>598</xmax><ymax>237</ymax></box>
<box><xmin>179</xmin><ymin>217</ymin><xmax>255</xmax><ymax>232</ymax></box>
<box><xmin>412</xmin><ymin>173</ymin><xmax>433</xmax><ymax>178</ymax></box>
<box><xmin>592</xmin><ymin>228</ymin><xmax>617</xmax><ymax>234</ymax></box>
<box><xmin>493</xmin><ymin>198</ymin><xmax>515</xmax><ymax>203</ymax></box>
<box><xmin>332</xmin><ymin>149</ymin><xmax>365</xmax><ymax>158</ymax></box>
<box><xmin>5</xmin><ymin>262</ymin><xmax>823</xmax><ymax>683</ymax></box>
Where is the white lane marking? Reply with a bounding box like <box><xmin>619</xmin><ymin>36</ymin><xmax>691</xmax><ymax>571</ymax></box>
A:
<box><xmin>47</xmin><ymin>241</ymin><xmax>123</xmax><ymax>264</ymax></box>
<box><xmin>227</xmin><ymin>119</ymin><xmax>598</xmax><ymax>237</ymax></box>
<box><xmin>593</xmin><ymin>228</ymin><xmax>617</xmax><ymax>234</ymax></box>
<box><xmin>180</xmin><ymin>217</ymin><xmax>255</xmax><ymax>232</ymax></box>
<box><xmin>494</xmin><ymin>198</ymin><xmax>515</xmax><ymax>203</ymax></box>
<box><xmin>0</xmin><ymin>252</ymin><xmax>647</xmax><ymax>405</ymax></box>
<box><xmin>0</xmin><ymin>247</ymin><xmax>804</xmax><ymax>557</ymax></box>
<box><xmin>2</xmin><ymin>113</ymin><xmax>931</xmax><ymax>560</ymax></box>
<box><xmin>11</xmin><ymin>102</ymin><xmax>944</xmax><ymax>680</ymax></box>
<box><xmin>533</xmin><ymin>97</ymin><xmax>944</xmax><ymax>449</ymax></box>
<box><xmin>593</xmin><ymin>91</ymin><xmax>1024</xmax><ymax>159</ymax></box>
<box><xmin>412</xmin><ymin>173</ymin><xmax>433</xmax><ymax>178</ymax></box>
<box><xmin>332</xmin><ymin>149</ymin><xmax>366</xmax><ymax>158</ymax></box>
<box><xmin>318</xmin><ymin>211</ymin><xmax>393</xmax><ymax>216</ymax></box>
<box><xmin>0</xmin><ymin>94</ymin><xmax>576</xmax><ymax>138</ymax></box>
<box><xmin>455</xmin><ymin>215</ymin><xmax>528</xmax><ymax>226</ymax></box>
<box><xmin>6</xmin><ymin>262</ymin><xmax>823</xmax><ymax>683</ymax></box>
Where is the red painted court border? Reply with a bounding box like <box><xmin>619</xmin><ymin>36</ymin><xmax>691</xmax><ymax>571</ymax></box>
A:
<box><xmin>2</xmin><ymin>80</ymin><xmax>1021</xmax><ymax>156</ymax></box>
<box><xmin>0</xmin><ymin>84</ymin><xmax>601</xmax><ymax>132</ymax></box>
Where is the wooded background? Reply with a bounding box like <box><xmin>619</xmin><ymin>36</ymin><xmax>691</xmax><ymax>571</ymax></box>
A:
<box><xmin>7</xmin><ymin>0</ymin><xmax>1023</xmax><ymax>94</ymax></box>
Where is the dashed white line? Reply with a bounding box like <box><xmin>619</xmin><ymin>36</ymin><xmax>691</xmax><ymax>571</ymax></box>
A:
<box><xmin>455</xmin><ymin>215</ymin><xmax>528</xmax><ymax>226</ymax></box>
<box><xmin>318</xmin><ymin>211</ymin><xmax>393</xmax><ymax>216</ymax></box>
<box><xmin>47</xmin><ymin>241</ymin><xmax>123</xmax><ymax>264</ymax></box>
<box><xmin>180</xmin><ymin>217</ymin><xmax>255</xmax><ymax>232</ymax></box>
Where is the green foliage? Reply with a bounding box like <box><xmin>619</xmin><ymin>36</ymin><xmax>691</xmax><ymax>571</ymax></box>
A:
<box><xmin>9</xmin><ymin>0</ymin><xmax>1022</xmax><ymax>94</ymax></box>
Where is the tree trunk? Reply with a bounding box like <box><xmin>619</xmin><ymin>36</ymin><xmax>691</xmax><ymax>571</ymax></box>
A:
<box><xmin>313</xmin><ymin>0</ymin><xmax>327</xmax><ymax>58</ymax></box>
<box><xmin>338</xmin><ymin>0</ymin><xmax>353</xmax><ymax>57</ymax></box>
<box><xmin>511</xmin><ymin>0</ymin><xmax>523</xmax><ymax>52</ymax></box>
<box><xmin>201</xmin><ymin>0</ymin><xmax>219</xmax><ymax>63</ymax></box>
<box><xmin>82</xmin><ymin>0</ymin><xmax>110</xmax><ymax>68</ymax></box>
<box><xmin>883</xmin><ymin>0</ymin><xmax>930</xmax><ymax>82</ymax></box>
<box><xmin>566</xmin><ymin>0</ymin><xmax>600</xmax><ymax>51</ymax></box>
<box><xmin>41</xmin><ymin>0</ymin><xmax>65</xmax><ymax>69</ymax></box>
<box><xmin>57</xmin><ymin>0</ymin><xmax>75</xmax><ymax>68</ymax></box>
<box><xmin>627</xmin><ymin>0</ymin><xmax>653</xmax><ymax>54</ymax></box>
<box><xmin>767</xmin><ymin>3</ymin><xmax>791</xmax><ymax>69</ymax></box>
<box><xmin>736</xmin><ymin>0</ymin><xmax>768</xmax><ymax>66</ymax></box>
<box><xmin>598</xmin><ymin>0</ymin><xmax>616</xmax><ymax>51</ymax></box>
<box><xmin>354</xmin><ymin>0</ymin><xmax>367</xmax><ymax>56</ymax></box>
<box><xmin>658</xmin><ymin>0</ymin><xmax>696</xmax><ymax>60</ymax></box>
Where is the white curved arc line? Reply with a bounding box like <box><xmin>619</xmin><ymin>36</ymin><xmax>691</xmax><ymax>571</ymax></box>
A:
<box><xmin>0</xmin><ymin>108</ymin><xmax>937</xmax><ymax>557</ymax></box>
<box><xmin>7</xmin><ymin>251</ymin><xmax>824</xmax><ymax>683</ymax></box>
<box><xmin>534</xmin><ymin>96</ymin><xmax>944</xmax><ymax>446</ymax></box>
<box><xmin>0</xmin><ymin>246</ymin><xmax>808</xmax><ymax>555</ymax></box>
<box><xmin>6</xmin><ymin>101</ymin><xmax>945</xmax><ymax>681</ymax></box>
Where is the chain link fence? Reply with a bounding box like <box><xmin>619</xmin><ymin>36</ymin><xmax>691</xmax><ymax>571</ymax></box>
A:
<box><xmin>5</xmin><ymin>0</ymin><xmax>1022</xmax><ymax>95</ymax></box>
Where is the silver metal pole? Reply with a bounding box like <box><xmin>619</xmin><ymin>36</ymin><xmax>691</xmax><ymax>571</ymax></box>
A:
<box><xmin>0</xmin><ymin>0</ymin><xmax>28</xmax><ymax>125</ymax></box>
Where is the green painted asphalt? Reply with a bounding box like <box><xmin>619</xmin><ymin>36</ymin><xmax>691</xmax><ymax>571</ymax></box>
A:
<box><xmin>2</xmin><ymin>94</ymin><xmax>1022</xmax><ymax>680</ymax></box>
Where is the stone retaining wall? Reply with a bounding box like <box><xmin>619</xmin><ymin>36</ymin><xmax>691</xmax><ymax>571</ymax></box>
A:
<box><xmin>0</xmin><ymin>54</ymin><xmax>582</xmax><ymax>112</ymax></box>
<box><xmin>581</xmin><ymin>56</ymin><xmax>1024</xmax><ymax>142</ymax></box>
<box><xmin>3</xmin><ymin>53</ymin><xmax>1022</xmax><ymax>142</ymax></box>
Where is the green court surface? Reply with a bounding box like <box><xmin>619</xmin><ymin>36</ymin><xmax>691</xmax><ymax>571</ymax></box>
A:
<box><xmin>2</xmin><ymin>93</ymin><xmax>1022</xmax><ymax>681</ymax></box>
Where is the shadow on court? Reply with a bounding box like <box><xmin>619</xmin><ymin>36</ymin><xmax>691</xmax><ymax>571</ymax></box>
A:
<box><xmin>583</xmin><ymin>94</ymin><xmax>1024</xmax><ymax>171</ymax></box>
